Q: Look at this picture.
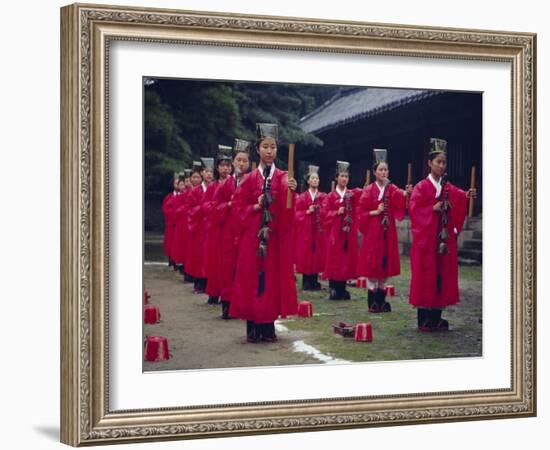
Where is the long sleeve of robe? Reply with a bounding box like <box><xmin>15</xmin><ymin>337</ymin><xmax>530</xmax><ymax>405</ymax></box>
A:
<box><xmin>357</xmin><ymin>183</ymin><xmax>406</xmax><ymax>278</ymax></box>
<box><xmin>294</xmin><ymin>191</ymin><xmax>327</xmax><ymax>275</ymax></box>
<box><xmin>171</xmin><ymin>190</ymin><xmax>190</xmax><ymax>265</ymax></box>
<box><xmin>201</xmin><ymin>181</ymin><xmax>219</xmax><ymax>283</ymax></box>
<box><xmin>185</xmin><ymin>185</ymin><xmax>206</xmax><ymax>279</ymax></box>
<box><xmin>206</xmin><ymin>179</ymin><xmax>233</xmax><ymax>297</ymax></box>
<box><xmin>161</xmin><ymin>192</ymin><xmax>176</xmax><ymax>258</ymax></box>
<box><xmin>408</xmin><ymin>178</ymin><xmax>468</xmax><ymax>308</ymax></box>
<box><xmin>321</xmin><ymin>187</ymin><xmax>362</xmax><ymax>281</ymax></box>
<box><xmin>210</xmin><ymin>175</ymin><xmax>240</xmax><ymax>302</ymax></box>
<box><xmin>229</xmin><ymin>168</ymin><xmax>298</xmax><ymax>323</ymax></box>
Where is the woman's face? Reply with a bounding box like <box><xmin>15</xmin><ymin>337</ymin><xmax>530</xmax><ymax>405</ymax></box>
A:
<box><xmin>184</xmin><ymin>177</ymin><xmax>191</xmax><ymax>188</ymax></box>
<box><xmin>337</xmin><ymin>172</ymin><xmax>349</xmax><ymax>187</ymax></box>
<box><xmin>190</xmin><ymin>172</ymin><xmax>202</xmax><ymax>187</ymax></box>
<box><xmin>218</xmin><ymin>161</ymin><xmax>232</xmax><ymax>179</ymax></box>
<box><xmin>233</xmin><ymin>152</ymin><xmax>250</xmax><ymax>175</ymax></box>
<box><xmin>308</xmin><ymin>173</ymin><xmax>320</xmax><ymax>189</ymax></box>
<box><xmin>375</xmin><ymin>162</ymin><xmax>389</xmax><ymax>183</ymax></box>
<box><xmin>428</xmin><ymin>153</ymin><xmax>447</xmax><ymax>178</ymax></box>
<box><xmin>256</xmin><ymin>138</ymin><xmax>277</xmax><ymax>166</ymax></box>
<box><xmin>202</xmin><ymin>168</ymin><xmax>214</xmax><ymax>183</ymax></box>
<box><xmin>173</xmin><ymin>178</ymin><xmax>179</xmax><ymax>191</ymax></box>
<box><xmin>177</xmin><ymin>180</ymin><xmax>185</xmax><ymax>192</ymax></box>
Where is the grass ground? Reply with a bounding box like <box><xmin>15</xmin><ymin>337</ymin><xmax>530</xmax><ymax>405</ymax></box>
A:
<box><xmin>282</xmin><ymin>257</ymin><xmax>482</xmax><ymax>362</ymax></box>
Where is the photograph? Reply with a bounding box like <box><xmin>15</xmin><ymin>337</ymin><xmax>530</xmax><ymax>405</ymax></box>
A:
<box><xmin>143</xmin><ymin>77</ymin><xmax>482</xmax><ymax>371</ymax></box>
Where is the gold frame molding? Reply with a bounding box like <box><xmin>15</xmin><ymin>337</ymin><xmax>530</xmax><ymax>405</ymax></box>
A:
<box><xmin>60</xmin><ymin>2</ymin><xmax>536</xmax><ymax>446</ymax></box>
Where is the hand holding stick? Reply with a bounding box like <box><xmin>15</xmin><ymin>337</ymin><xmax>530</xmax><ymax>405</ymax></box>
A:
<box><xmin>286</xmin><ymin>143</ymin><xmax>295</xmax><ymax>208</ymax></box>
<box><xmin>468</xmin><ymin>166</ymin><xmax>476</xmax><ymax>217</ymax></box>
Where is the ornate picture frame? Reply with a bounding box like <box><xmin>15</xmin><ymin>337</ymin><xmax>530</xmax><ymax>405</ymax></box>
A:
<box><xmin>60</xmin><ymin>3</ymin><xmax>536</xmax><ymax>446</ymax></box>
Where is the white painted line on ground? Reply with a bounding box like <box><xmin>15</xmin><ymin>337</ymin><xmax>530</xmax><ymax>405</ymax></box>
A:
<box><xmin>275</xmin><ymin>322</ymin><xmax>350</xmax><ymax>364</ymax></box>
<box><xmin>144</xmin><ymin>261</ymin><xmax>169</xmax><ymax>266</ymax></box>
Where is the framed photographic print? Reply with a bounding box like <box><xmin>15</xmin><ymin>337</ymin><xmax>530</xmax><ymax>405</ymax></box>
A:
<box><xmin>60</xmin><ymin>2</ymin><xmax>536</xmax><ymax>446</ymax></box>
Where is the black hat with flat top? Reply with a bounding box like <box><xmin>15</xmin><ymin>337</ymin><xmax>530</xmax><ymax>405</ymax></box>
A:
<box><xmin>429</xmin><ymin>138</ymin><xmax>447</xmax><ymax>155</ymax></box>
<box><xmin>200</xmin><ymin>157</ymin><xmax>215</xmax><ymax>170</ymax></box>
<box><xmin>256</xmin><ymin>123</ymin><xmax>279</xmax><ymax>141</ymax></box>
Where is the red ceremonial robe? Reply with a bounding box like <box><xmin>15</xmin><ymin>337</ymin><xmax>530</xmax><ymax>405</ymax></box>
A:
<box><xmin>161</xmin><ymin>192</ymin><xmax>177</xmax><ymax>258</ymax></box>
<box><xmin>229</xmin><ymin>168</ymin><xmax>297</xmax><ymax>323</ymax></box>
<box><xmin>322</xmin><ymin>188</ymin><xmax>363</xmax><ymax>281</ymax></box>
<box><xmin>185</xmin><ymin>184</ymin><xmax>207</xmax><ymax>279</ymax></box>
<box><xmin>294</xmin><ymin>190</ymin><xmax>327</xmax><ymax>275</ymax></box>
<box><xmin>170</xmin><ymin>189</ymin><xmax>190</xmax><ymax>265</ymax></box>
<box><xmin>204</xmin><ymin>179</ymin><xmax>226</xmax><ymax>297</ymax></box>
<box><xmin>408</xmin><ymin>178</ymin><xmax>468</xmax><ymax>309</ymax></box>
<box><xmin>357</xmin><ymin>183</ymin><xmax>406</xmax><ymax>278</ymax></box>
<box><xmin>209</xmin><ymin>174</ymin><xmax>242</xmax><ymax>302</ymax></box>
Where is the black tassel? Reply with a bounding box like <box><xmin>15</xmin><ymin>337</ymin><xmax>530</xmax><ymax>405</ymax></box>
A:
<box><xmin>382</xmin><ymin>255</ymin><xmax>387</xmax><ymax>269</ymax></box>
<box><xmin>344</xmin><ymin>239</ymin><xmax>348</xmax><ymax>252</ymax></box>
<box><xmin>437</xmin><ymin>274</ymin><xmax>442</xmax><ymax>293</ymax></box>
<box><xmin>257</xmin><ymin>271</ymin><xmax>265</xmax><ymax>296</ymax></box>
<box><xmin>312</xmin><ymin>240</ymin><xmax>316</xmax><ymax>253</ymax></box>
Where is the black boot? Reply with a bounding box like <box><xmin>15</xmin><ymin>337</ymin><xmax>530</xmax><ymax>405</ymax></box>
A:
<box><xmin>336</xmin><ymin>281</ymin><xmax>351</xmax><ymax>300</ymax></box>
<box><xmin>207</xmin><ymin>296</ymin><xmax>219</xmax><ymax>305</ymax></box>
<box><xmin>246</xmin><ymin>321</ymin><xmax>260</xmax><ymax>343</ymax></box>
<box><xmin>221</xmin><ymin>300</ymin><xmax>231</xmax><ymax>319</ymax></box>
<box><xmin>417</xmin><ymin>308</ymin><xmax>432</xmax><ymax>332</ymax></box>
<box><xmin>431</xmin><ymin>309</ymin><xmax>449</xmax><ymax>332</ymax></box>
<box><xmin>377</xmin><ymin>288</ymin><xmax>391</xmax><ymax>312</ymax></box>
<box><xmin>329</xmin><ymin>280</ymin><xmax>339</xmax><ymax>300</ymax></box>
<box><xmin>260</xmin><ymin>323</ymin><xmax>278</xmax><ymax>342</ymax></box>
<box><xmin>311</xmin><ymin>274</ymin><xmax>322</xmax><ymax>290</ymax></box>
<box><xmin>367</xmin><ymin>290</ymin><xmax>379</xmax><ymax>312</ymax></box>
<box><xmin>177</xmin><ymin>265</ymin><xmax>184</xmax><ymax>274</ymax></box>
<box><xmin>302</xmin><ymin>274</ymin><xmax>311</xmax><ymax>291</ymax></box>
<box><xmin>183</xmin><ymin>272</ymin><xmax>193</xmax><ymax>283</ymax></box>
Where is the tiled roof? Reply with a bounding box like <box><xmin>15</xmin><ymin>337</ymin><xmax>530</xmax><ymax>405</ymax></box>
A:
<box><xmin>299</xmin><ymin>87</ymin><xmax>441</xmax><ymax>134</ymax></box>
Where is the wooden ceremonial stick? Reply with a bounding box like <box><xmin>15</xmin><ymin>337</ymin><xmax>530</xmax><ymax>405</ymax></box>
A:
<box><xmin>364</xmin><ymin>169</ymin><xmax>371</xmax><ymax>187</ymax></box>
<box><xmin>331</xmin><ymin>180</ymin><xmax>336</xmax><ymax>192</ymax></box>
<box><xmin>286</xmin><ymin>143</ymin><xmax>295</xmax><ymax>208</ymax></box>
<box><xmin>406</xmin><ymin>162</ymin><xmax>412</xmax><ymax>208</ymax></box>
<box><xmin>468</xmin><ymin>166</ymin><xmax>476</xmax><ymax>217</ymax></box>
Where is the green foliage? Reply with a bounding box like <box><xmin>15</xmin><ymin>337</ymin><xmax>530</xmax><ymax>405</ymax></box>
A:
<box><xmin>144</xmin><ymin>78</ymin><xmax>339</xmax><ymax>193</ymax></box>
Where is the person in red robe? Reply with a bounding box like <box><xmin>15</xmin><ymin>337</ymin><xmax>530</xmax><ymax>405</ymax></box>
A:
<box><xmin>161</xmin><ymin>174</ymin><xmax>179</xmax><ymax>268</ymax></box>
<box><xmin>211</xmin><ymin>138</ymin><xmax>252</xmax><ymax>319</ymax></box>
<box><xmin>230</xmin><ymin>123</ymin><xmax>298</xmax><ymax>343</ymax></box>
<box><xmin>322</xmin><ymin>161</ymin><xmax>363</xmax><ymax>300</ymax></box>
<box><xmin>409</xmin><ymin>138</ymin><xmax>476</xmax><ymax>331</ymax></box>
<box><xmin>182</xmin><ymin>165</ymin><xmax>203</xmax><ymax>283</ymax></box>
<box><xmin>358</xmin><ymin>149</ymin><xmax>412</xmax><ymax>312</ymax></box>
<box><xmin>205</xmin><ymin>147</ymin><xmax>233</xmax><ymax>305</ymax></box>
<box><xmin>186</xmin><ymin>160</ymin><xmax>213</xmax><ymax>293</ymax></box>
<box><xmin>294</xmin><ymin>165</ymin><xmax>327</xmax><ymax>291</ymax></box>
<box><xmin>170</xmin><ymin>169</ymin><xmax>194</xmax><ymax>276</ymax></box>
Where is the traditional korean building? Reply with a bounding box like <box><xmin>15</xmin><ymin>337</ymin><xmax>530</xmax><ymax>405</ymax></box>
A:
<box><xmin>297</xmin><ymin>87</ymin><xmax>482</xmax><ymax>263</ymax></box>
<box><xmin>298</xmin><ymin>86</ymin><xmax>482</xmax><ymax>215</ymax></box>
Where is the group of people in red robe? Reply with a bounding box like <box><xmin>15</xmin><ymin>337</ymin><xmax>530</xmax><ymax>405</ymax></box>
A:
<box><xmin>161</xmin><ymin>129</ymin><xmax>476</xmax><ymax>340</ymax></box>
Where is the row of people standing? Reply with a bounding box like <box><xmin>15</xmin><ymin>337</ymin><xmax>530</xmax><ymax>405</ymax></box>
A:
<box><xmin>162</xmin><ymin>128</ymin><xmax>476</xmax><ymax>340</ymax></box>
<box><xmin>294</xmin><ymin>150</ymin><xmax>411</xmax><ymax>314</ymax></box>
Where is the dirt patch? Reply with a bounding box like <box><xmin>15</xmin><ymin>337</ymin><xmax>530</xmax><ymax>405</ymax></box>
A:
<box><xmin>143</xmin><ymin>264</ymin><xmax>322</xmax><ymax>371</ymax></box>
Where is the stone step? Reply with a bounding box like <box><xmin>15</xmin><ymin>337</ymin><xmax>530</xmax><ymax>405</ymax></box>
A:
<box><xmin>458</xmin><ymin>248</ymin><xmax>482</xmax><ymax>264</ymax></box>
<box><xmin>462</xmin><ymin>239</ymin><xmax>482</xmax><ymax>250</ymax></box>
<box><xmin>463</xmin><ymin>217</ymin><xmax>482</xmax><ymax>232</ymax></box>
